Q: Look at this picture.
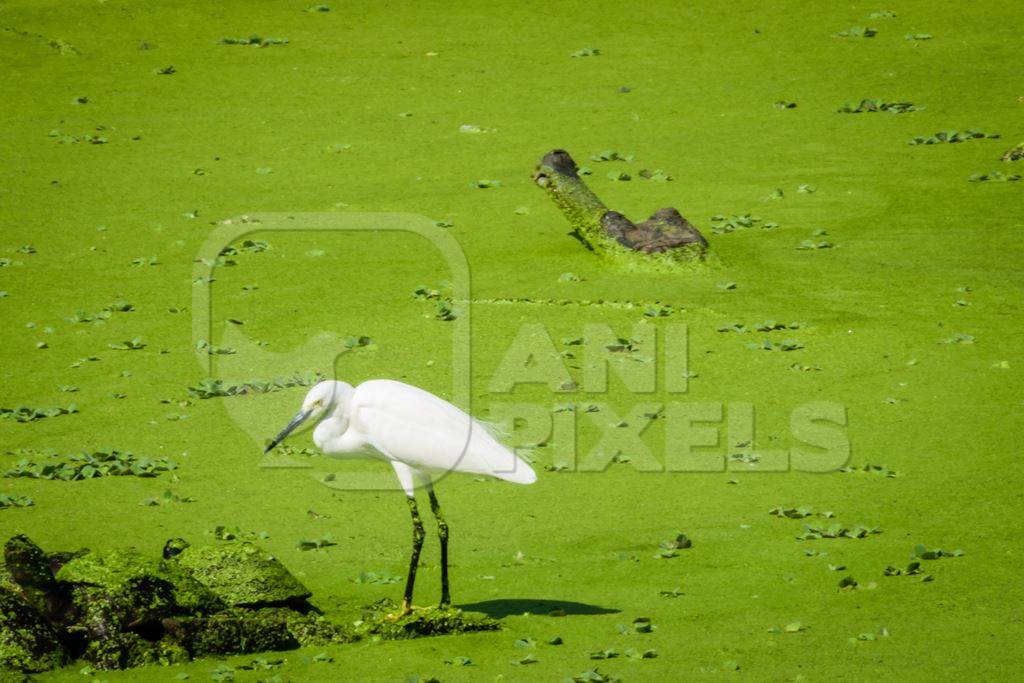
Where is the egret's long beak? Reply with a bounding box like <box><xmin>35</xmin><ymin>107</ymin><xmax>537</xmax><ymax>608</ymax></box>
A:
<box><xmin>264</xmin><ymin>409</ymin><xmax>312</xmax><ymax>454</ymax></box>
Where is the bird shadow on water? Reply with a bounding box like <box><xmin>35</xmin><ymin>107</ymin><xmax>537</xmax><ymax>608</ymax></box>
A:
<box><xmin>458</xmin><ymin>598</ymin><xmax>620</xmax><ymax>618</ymax></box>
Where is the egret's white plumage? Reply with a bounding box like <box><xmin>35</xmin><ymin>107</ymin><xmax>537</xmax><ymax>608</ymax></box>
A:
<box><xmin>264</xmin><ymin>379</ymin><xmax>535</xmax><ymax>614</ymax></box>
<box><xmin>298</xmin><ymin>379</ymin><xmax>536</xmax><ymax>492</ymax></box>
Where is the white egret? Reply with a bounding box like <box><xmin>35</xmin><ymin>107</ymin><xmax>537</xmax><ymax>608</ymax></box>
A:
<box><xmin>263</xmin><ymin>379</ymin><xmax>536</xmax><ymax>616</ymax></box>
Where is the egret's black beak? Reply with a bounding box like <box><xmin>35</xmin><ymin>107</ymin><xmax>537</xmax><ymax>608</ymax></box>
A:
<box><xmin>264</xmin><ymin>409</ymin><xmax>312</xmax><ymax>454</ymax></box>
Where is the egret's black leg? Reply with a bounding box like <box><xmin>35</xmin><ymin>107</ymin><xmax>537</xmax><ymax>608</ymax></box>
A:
<box><xmin>401</xmin><ymin>495</ymin><xmax>426</xmax><ymax>616</ymax></box>
<box><xmin>427</xmin><ymin>489</ymin><xmax>451</xmax><ymax>607</ymax></box>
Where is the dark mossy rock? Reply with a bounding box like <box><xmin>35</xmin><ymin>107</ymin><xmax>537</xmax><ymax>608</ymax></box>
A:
<box><xmin>0</xmin><ymin>565</ymin><xmax>15</xmax><ymax>595</ymax></box>
<box><xmin>352</xmin><ymin>599</ymin><xmax>499</xmax><ymax>640</ymax></box>
<box><xmin>45</xmin><ymin>550</ymin><xmax>88</xmax><ymax>577</ymax></box>
<box><xmin>163</xmin><ymin>608</ymin><xmax>297</xmax><ymax>656</ymax></box>
<box><xmin>3</xmin><ymin>537</ymin><xmax>52</xmax><ymax>595</ymax></box>
<box><xmin>163</xmin><ymin>608</ymin><xmax>344</xmax><ymax>656</ymax></box>
<box><xmin>80</xmin><ymin>631</ymin><xmax>188</xmax><ymax>670</ymax></box>
<box><xmin>2</xmin><ymin>537</ymin><xmax>79</xmax><ymax>625</ymax></box>
<box><xmin>171</xmin><ymin>541</ymin><xmax>311</xmax><ymax>607</ymax></box>
<box><xmin>2</xmin><ymin>536</ymin><xmax>477</xmax><ymax>673</ymax></box>
<box><xmin>287</xmin><ymin>611</ymin><xmax>348</xmax><ymax>646</ymax></box>
<box><xmin>56</xmin><ymin>548</ymin><xmax>224</xmax><ymax>623</ymax></box>
<box><xmin>0</xmin><ymin>586</ymin><xmax>65</xmax><ymax>674</ymax></box>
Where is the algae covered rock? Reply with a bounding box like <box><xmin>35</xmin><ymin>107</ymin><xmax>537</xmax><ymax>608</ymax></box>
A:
<box><xmin>164</xmin><ymin>607</ymin><xmax>301</xmax><ymax>655</ymax></box>
<box><xmin>171</xmin><ymin>541</ymin><xmax>311</xmax><ymax>607</ymax></box>
<box><xmin>287</xmin><ymin>610</ymin><xmax>346</xmax><ymax>647</ymax></box>
<box><xmin>56</xmin><ymin>547</ymin><xmax>224</xmax><ymax>617</ymax></box>
<box><xmin>0</xmin><ymin>535</ymin><xmax>342</xmax><ymax>673</ymax></box>
<box><xmin>3</xmin><ymin>536</ymin><xmax>52</xmax><ymax>596</ymax></box>
<box><xmin>0</xmin><ymin>586</ymin><xmax>65</xmax><ymax>673</ymax></box>
<box><xmin>161</xmin><ymin>608</ymin><xmax>343</xmax><ymax>656</ymax></box>
<box><xmin>52</xmin><ymin>548</ymin><xmax>223</xmax><ymax>669</ymax></box>
<box><xmin>79</xmin><ymin>631</ymin><xmax>188</xmax><ymax>671</ymax></box>
<box><xmin>352</xmin><ymin>598</ymin><xmax>499</xmax><ymax>640</ymax></box>
<box><xmin>1</xmin><ymin>535</ymin><xmax>496</xmax><ymax>674</ymax></box>
<box><xmin>3</xmin><ymin>535</ymin><xmax>63</xmax><ymax>619</ymax></box>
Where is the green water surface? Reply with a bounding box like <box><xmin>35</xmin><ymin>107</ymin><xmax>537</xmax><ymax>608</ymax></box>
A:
<box><xmin>1</xmin><ymin>1</ymin><xmax>1022</xmax><ymax>680</ymax></box>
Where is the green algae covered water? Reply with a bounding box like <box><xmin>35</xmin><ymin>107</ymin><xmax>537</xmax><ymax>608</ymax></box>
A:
<box><xmin>1</xmin><ymin>0</ymin><xmax>1022</xmax><ymax>679</ymax></box>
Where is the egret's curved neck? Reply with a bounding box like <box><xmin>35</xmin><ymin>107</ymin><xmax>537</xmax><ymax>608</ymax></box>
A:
<box><xmin>312</xmin><ymin>383</ymin><xmax>353</xmax><ymax>450</ymax></box>
<box><xmin>325</xmin><ymin>398</ymin><xmax>349</xmax><ymax>423</ymax></box>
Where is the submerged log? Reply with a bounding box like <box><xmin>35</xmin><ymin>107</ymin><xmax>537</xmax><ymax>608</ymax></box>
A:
<box><xmin>533</xmin><ymin>149</ymin><xmax>708</xmax><ymax>258</ymax></box>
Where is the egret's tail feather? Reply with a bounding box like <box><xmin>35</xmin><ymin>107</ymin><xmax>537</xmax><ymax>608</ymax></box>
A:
<box><xmin>491</xmin><ymin>456</ymin><xmax>538</xmax><ymax>485</ymax></box>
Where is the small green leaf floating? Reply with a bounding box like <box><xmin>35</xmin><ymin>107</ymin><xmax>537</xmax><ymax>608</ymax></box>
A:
<box><xmin>941</xmin><ymin>333</ymin><xmax>975</xmax><ymax>345</ymax></box>
<box><xmin>838</xmin><ymin>575</ymin><xmax>859</xmax><ymax>590</ymax></box>
<box><xmin>139</xmin><ymin>489</ymin><xmax>195</xmax><ymax>506</ymax></box>
<box><xmin>769</xmin><ymin>506</ymin><xmax>817</xmax><ymax>519</ymax></box>
<box><xmin>709</xmin><ymin>213</ymin><xmax>768</xmax><ymax>234</ymax></box>
<box><xmin>632</xmin><ymin>617</ymin><xmax>654</xmax><ymax>633</ymax></box>
<box><xmin>655</xmin><ymin>532</ymin><xmax>692</xmax><ymax>558</ymax></box>
<box><xmin>511</xmin><ymin>653</ymin><xmax>538</xmax><ymax>666</ymax></box>
<box><xmin>1</xmin><ymin>405</ymin><xmax>79</xmax><ymax>423</ymax></box>
<box><xmin>840</xmin><ymin>463</ymin><xmax>897</xmax><ymax>477</ymax></box>
<box><xmin>767</xmin><ymin>621</ymin><xmax>807</xmax><ymax>633</ymax></box>
<box><xmin>435</xmin><ymin>300</ymin><xmax>458</xmax><ymax>321</ymax></box>
<box><xmin>297</xmin><ymin>533</ymin><xmax>337</xmax><ymax>550</ymax></box>
<box><xmin>745</xmin><ymin>339</ymin><xmax>804</xmax><ymax>351</ymax></box>
<box><xmin>0</xmin><ymin>492</ymin><xmax>35</xmax><ymax>509</ymax></box>
<box><xmin>837</xmin><ymin>99</ymin><xmax>920</xmax><ymax>114</ymax></box>
<box><xmin>835</xmin><ymin>26</ymin><xmax>877</xmax><ymax>38</ymax></box>
<box><xmin>849</xmin><ymin>627</ymin><xmax>890</xmax><ymax>645</ymax></box>
<box><xmin>108</xmin><ymin>337</ymin><xmax>146</xmax><ymax>350</ymax></box>
<box><xmin>912</xmin><ymin>544</ymin><xmax>964</xmax><ymax>560</ymax></box>
<box><xmin>210</xmin><ymin>664</ymin><xmax>234</xmax><ymax>681</ymax></box>
<box><xmin>969</xmin><ymin>171</ymin><xmax>1021</xmax><ymax>182</ymax></box>
<box><xmin>188</xmin><ymin>372</ymin><xmax>324</xmax><ymax>399</ymax></box>
<box><xmin>589</xmin><ymin>150</ymin><xmax>632</xmax><ymax>162</ymax></box>
<box><xmin>909</xmin><ymin>129</ymin><xmax>999</xmax><ymax>145</ymax></box>
<box><xmin>638</xmin><ymin>168</ymin><xmax>672</xmax><ymax>181</ymax></box>
<box><xmin>352</xmin><ymin>570</ymin><xmax>401</xmax><ymax>585</ymax></box>
<box><xmin>218</xmin><ymin>36</ymin><xmax>289</xmax><ymax>48</ymax></box>
<box><xmin>567</xmin><ymin>669</ymin><xmax>618</xmax><ymax>682</ymax></box>
<box><xmin>884</xmin><ymin>560</ymin><xmax>923</xmax><ymax>576</ymax></box>
<box><xmin>798</xmin><ymin>522</ymin><xmax>880</xmax><ymax>540</ymax></box>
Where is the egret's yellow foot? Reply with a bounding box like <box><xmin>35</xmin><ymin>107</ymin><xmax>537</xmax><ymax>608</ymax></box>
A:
<box><xmin>384</xmin><ymin>600</ymin><xmax>416</xmax><ymax>621</ymax></box>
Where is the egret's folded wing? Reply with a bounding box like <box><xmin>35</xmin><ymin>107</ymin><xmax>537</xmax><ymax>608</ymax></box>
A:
<box><xmin>352</xmin><ymin>380</ymin><xmax>536</xmax><ymax>484</ymax></box>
